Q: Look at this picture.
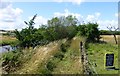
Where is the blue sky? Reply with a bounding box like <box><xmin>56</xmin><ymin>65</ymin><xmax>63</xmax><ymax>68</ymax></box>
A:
<box><xmin>13</xmin><ymin>2</ymin><xmax>118</xmax><ymax>20</ymax></box>
<box><xmin>0</xmin><ymin>1</ymin><xmax>119</xmax><ymax>30</ymax></box>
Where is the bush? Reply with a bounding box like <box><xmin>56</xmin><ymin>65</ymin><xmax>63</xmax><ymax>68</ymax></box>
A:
<box><xmin>54</xmin><ymin>52</ymin><xmax>64</xmax><ymax>60</ymax></box>
<box><xmin>40</xmin><ymin>68</ymin><xmax>51</xmax><ymax>75</ymax></box>
<box><xmin>100</xmin><ymin>30</ymin><xmax>120</xmax><ymax>35</ymax></box>
<box><xmin>100</xmin><ymin>30</ymin><xmax>111</xmax><ymax>35</ymax></box>
<box><xmin>46</xmin><ymin>61</ymin><xmax>56</xmax><ymax>71</ymax></box>
<box><xmin>2</xmin><ymin>50</ymin><xmax>22</xmax><ymax>72</ymax></box>
<box><xmin>60</xmin><ymin>44</ymin><xmax>67</xmax><ymax>52</ymax></box>
<box><xmin>77</xmin><ymin>23</ymin><xmax>100</xmax><ymax>42</ymax></box>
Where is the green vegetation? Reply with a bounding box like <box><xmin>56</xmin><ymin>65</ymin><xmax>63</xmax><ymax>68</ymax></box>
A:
<box><xmin>77</xmin><ymin>23</ymin><xmax>100</xmax><ymax>42</ymax></box>
<box><xmin>0</xmin><ymin>35</ymin><xmax>17</xmax><ymax>46</ymax></box>
<box><xmin>1</xmin><ymin>37</ymin><xmax>84</xmax><ymax>74</ymax></box>
<box><xmin>1</xmin><ymin>14</ymin><xmax>118</xmax><ymax>75</ymax></box>
<box><xmin>86</xmin><ymin>36</ymin><xmax>118</xmax><ymax>74</ymax></box>
<box><xmin>1</xmin><ymin>47</ymin><xmax>38</xmax><ymax>74</ymax></box>
<box><xmin>51</xmin><ymin>37</ymin><xmax>85</xmax><ymax>74</ymax></box>
<box><xmin>14</xmin><ymin>15</ymin><xmax>78</xmax><ymax>48</ymax></box>
<box><xmin>2</xmin><ymin>49</ymin><xmax>22</xmax><ymax>73</ymax></box>
<box><xmin>37</xmin><ymin>36</ymin><xmax>85</xmax><ymax>74</ymax></box>
<box><xmin>38</xmin><ymin>39</ymin><xmax>69</xmax><ymax>74</ymax></box>
<box><xmin>100</xmin><ymin>30</ymin><xmax>120</xmax><ymax>35</ymax></box>
<box><xmin>14</xmin><ymin>14</ymin><xmax>100</xmax><ymax>48</ymax></box>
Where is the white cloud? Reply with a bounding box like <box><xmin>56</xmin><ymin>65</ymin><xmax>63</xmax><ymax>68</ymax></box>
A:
<box><xmin>54</xmin><ymin>9</ymin><xmax>83</xmax><ymax>23</ymax></box>
<box><xmin>95</xmin><ymin>12</ymin><xmax>101</xmax><ymax>17</ymax></box>
<box><xmin>0</xmin><ymin>2</ymin><xmax>23</xmax><ymax>30</ymax></box>
<box><xmin>115</xmin><ymin>13</ymin><xmax>120</xmax><ymax>18</ymax></box>
<box><xmin>53</xmin><ymin>0</ymin><xmax>63</xmax><ymax>2</ymax></box>
<box><xmin>115</xmin><ymin>13</ymin><xmax>118</xmax><ymax>17</ymax></box>
<box><xmin>53</xmin><ymin>9</ymin><xmax>118</xmax><ymax>30</ymax></box>
<box><xmin>97</xmin><ymin>20</ymin><xmax>118</xmax><ymax>30</ymax></box>
<box><xmin>53</xmin><ymin>0</ymin><xmax>84</xmax><ymax>5</ymax></box>
<box><xmin>0</xmin><ymin>2</ymin><xmax>11</xmax><ymax>9</ymax></box>
<box><xmin>2</xmin><ymin>0</ymin><xmax>119</xmax><ymax>2</ymax></box>
<box><xmin>0</xmin><ymin>2</ymin><xmax>118</xmax><ymax>31</ymax></box>
<box><xmin>0</xmin><ymin>4</ymin><xmax>23</xmax><ymax>22</ymax></box>
<box><xmin>86</xmin><ymin>12</ymin><xmax>100</xmax><ymax>23</ymax></box>
<box><xmin>28</xmin><ymin>16</ymin><xmax>48</xmax><ymax>28</ymax></box>
<box><xmin>68</xmin><ymin>0</ymin><xmax>84</xmax><ymax>5</ymax></box>
<box><xmin>0</xmin><ymin>2</ymin><xmax>48</xmax><ymax>30</ymax></box>
<box><xmin>85</xmin><ymin>12</ymin><xmax>118</xmax><ymax>30</ymax></box>
<box><xmin>86</xmin><ymin>15</ymin><xmax>96</xmax><ymax>22</ymax></box>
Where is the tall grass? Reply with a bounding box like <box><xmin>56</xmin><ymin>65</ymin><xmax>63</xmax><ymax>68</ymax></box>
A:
<box><xmin>51</xmin><ymin>36</ymin><xmax>85</xmax><ymax>74</ymax></box>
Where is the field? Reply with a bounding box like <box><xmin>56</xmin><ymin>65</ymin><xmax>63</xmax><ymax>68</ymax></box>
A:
<box><xmin>87</xmin><ymin>35</ymin><xmax>119</xmax><ymax>74</ymax></box>
<box><xmin>0</xmin><ymin>35</ymin><xmax>17</xmax><ymax>45</ymax></box>
<box><xmin>100</xmin><ymin>35</ymin><xmax>119</xmax><ymax>44</ymax></box>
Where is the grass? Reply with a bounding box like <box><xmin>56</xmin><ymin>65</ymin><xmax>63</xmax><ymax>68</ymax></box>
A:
<box><xmin>36</xmin><ymin>39</ymin><xmax>68</xmax><ymax>74</ymax></box>
<box><xmin>11</xmin><ymin>37</ymin><xmax>85</xmax><ymax>74</ymax></box>
<box><xmin>51</xmin><ymin>36</ymin><xmax>85</xmax><ymax>74</ymax></box>
<box><xmin>0</xmin><ymin>35</ymin><xmax>17</xmax><ymax>46</ymax></box>
<box><xmin>2</xmin><ymin>35</ymin><xmax>118</xmax><ymax>74</ymax></box>
<box><xmin>1</xmin><ymin>48</ymin><xmax>24</xmax><ymax>73</ymax></box>
<box><xmin>13</xmin><ymin>40</ymin><xmax>62</xmax><ymax>74</ymax></box>
<box><xmin>87</xmin><ymin>35</ymin><xmax>119</xmax><ymax>74</ymax></box>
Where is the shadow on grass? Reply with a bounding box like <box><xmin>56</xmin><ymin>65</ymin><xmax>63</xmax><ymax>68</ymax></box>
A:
<box><xmin>97</xmin><ymin>40</ymin><xmax>107</xmax><ymax>44</ymax></box>
<box><xmin>85</xmin><ymin>39</ymin><xmax>107</xmax><ymax>49</ymax></box>
<box><xmin>86</xmin><ymin>39</ymin><xmax>107</xmax><ymax>44</ymax></box>
<box><xmin>106</xmin><ymin>67</ymin><xmax>120</xmax><ymax>70</ymax></box>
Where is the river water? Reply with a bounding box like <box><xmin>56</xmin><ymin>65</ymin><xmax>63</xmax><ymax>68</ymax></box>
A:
<box><xmin>0</xmin><ymin>45</ymin><xmax>16</xmax><ymax>53</ymax></box>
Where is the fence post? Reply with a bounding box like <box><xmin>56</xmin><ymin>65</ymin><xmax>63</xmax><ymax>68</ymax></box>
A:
<box><xmin>80</xmin><ymin>41</ymin><xmax>85</xmax><ymax>74</ymax></box>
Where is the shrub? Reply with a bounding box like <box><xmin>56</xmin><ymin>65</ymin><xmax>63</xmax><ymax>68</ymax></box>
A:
<box><xmin>54</xmin><ymin>52</ymin><xmax>64</xmax><ymax>60</ymax></box>
<box><xmin>40</xmin><ymin>68</ymin><xmax>51</xmax><ymax>75</ymax></box>
<box><xmin>2</xmin><ymin>50</ymin><xmax>22</xmax><ymax>73</ymax></box>
<box><xmin>46</xmin><ymin>61</ymin><xmax>56</xmax><ymax>71</ymax></box>
<box><xmin>60</xmin><ymin>44</ymin><xmax>67</xmax><ymax>52</ymax></box>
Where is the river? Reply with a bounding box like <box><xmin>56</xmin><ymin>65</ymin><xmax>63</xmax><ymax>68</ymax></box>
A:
<box><xmin>0</xmin><ymin>45</ymin><xmax>17</xmax><ymax>53</ymax></box>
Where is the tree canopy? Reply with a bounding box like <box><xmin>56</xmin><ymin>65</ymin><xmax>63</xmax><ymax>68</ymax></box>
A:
<box><xmin>14</xmin><ymin>14</ymin><xmax>100</xmax><ymax>48</ymax></box>
<box><xmin>77</xmin><ymin>23</ymin><xmax>100</xmax><ymax>42</ymax></box>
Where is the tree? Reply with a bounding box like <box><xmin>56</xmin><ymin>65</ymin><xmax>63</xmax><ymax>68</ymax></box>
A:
<box><xmin>86</xmin><ymin>23</ymin><xmax>100</xmax><ymax>42</ymax></box>
<box><xmin>77</xmin><ymin>24</ymin><xmax>87</xmax><ymax>36</ymax></box>
<box><xmin>77</xmin><ymin>23</ymin><xmax>100</xmax><ymax>42</ymax></box>
<box><xmin>107</xmin><ymin>26</ymin><xmax>119</xmax><ymax>44</ymax></box>
<box><xmin>47</xmin><ymin>15</ymin><xmax>78</xmax><ymax>39</ymax></box>
<box><xmin>14</xmin><ymin>14</ymin><xmax>44</xmax><ymax>48</ymax></box>
<box><xmin>100</xmin><ymin>30</ymin><xmax>111</xmax><ymax>35</ymax></box>
<box><xmin>47</xmin><ymin>16</ymin><xmax>67</xmax><ymax>39</ymax></box>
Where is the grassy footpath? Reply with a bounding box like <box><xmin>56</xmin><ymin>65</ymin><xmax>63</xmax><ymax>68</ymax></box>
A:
<box><xmin>0</xmin><ymin>35</ymin><xmax>17</xmax><ymax>46</ymax></box>
<box><xmin>86</xmin><ymin>35</ymin><xmax>118</xmax><ymax>74</ymax></box>
<box><xmin>36</xmin><ymin>36</ymin><xmax>85</xmax><ymax>74</ymax></box>
<box><xmin>49</xmin><ymin>36</ymin><xmax>85</xmax><ymax>74</ymax></box>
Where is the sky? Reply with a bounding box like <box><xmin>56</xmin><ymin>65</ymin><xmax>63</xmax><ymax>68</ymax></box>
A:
<box><xmin>0</xmin><ymin>0</ymin><xmax>119</xmax><ymax>30</ymax></box>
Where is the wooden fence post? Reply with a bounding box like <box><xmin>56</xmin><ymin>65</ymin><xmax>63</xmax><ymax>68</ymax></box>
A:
<box><xmin>80</xmin><ymin>41</ymin><xmax>85</xmax><ymax>74</ymax></box>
